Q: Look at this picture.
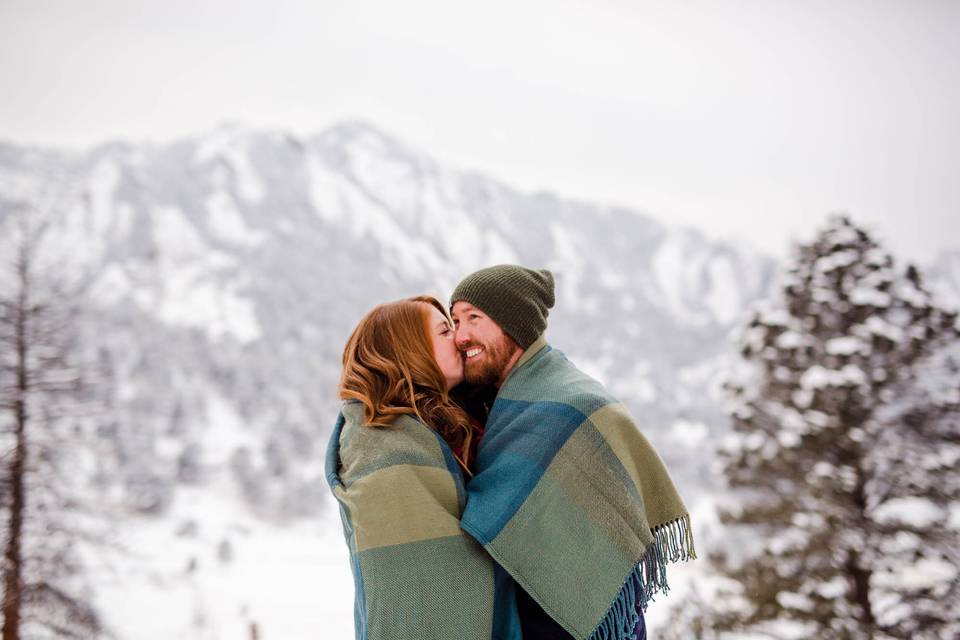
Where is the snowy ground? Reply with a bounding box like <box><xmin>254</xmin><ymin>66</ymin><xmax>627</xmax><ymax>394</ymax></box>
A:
<box><xmin>90</xmin><ymin>490</ymin><xmax>355</xmax><ymax>640</ymax></box>
<box><xmin>88</xmin><ymin>491</ymin><xmax>709</xmax><ymax>639</ymax></box>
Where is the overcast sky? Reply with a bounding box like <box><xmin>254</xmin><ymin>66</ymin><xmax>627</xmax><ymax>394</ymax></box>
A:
<box><xmin>2</xmin><ymin>0</ymin><xmax>958</xmax><ymax>263</ymax></box>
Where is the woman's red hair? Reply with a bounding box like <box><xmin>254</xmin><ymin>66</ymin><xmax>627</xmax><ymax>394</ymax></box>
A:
<box><xmin>339</xmin><ymin>296</ymin><xmax>474</xmax><ymax>472</ymax></box>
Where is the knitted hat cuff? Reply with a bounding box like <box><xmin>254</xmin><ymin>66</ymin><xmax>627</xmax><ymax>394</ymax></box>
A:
<box><xmin>450</xmin><ymin>265</ymin><xmax>555</xmax><ymax>349</ymax></box>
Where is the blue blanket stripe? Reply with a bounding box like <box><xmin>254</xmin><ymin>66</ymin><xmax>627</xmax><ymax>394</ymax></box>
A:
<box><xmin>491</xmin><ymin>562</ymin><xmax>523</xmax><ymax>640</ymax></box>
<box><xmin>327</xmin><ymin>414</ymin><xmax>368</xmax><ymax>638</ymax></box>
<box><xmin>466</xmin><ymin>399</ymin><xmax>590</xmax><ymax>541</ymax></box>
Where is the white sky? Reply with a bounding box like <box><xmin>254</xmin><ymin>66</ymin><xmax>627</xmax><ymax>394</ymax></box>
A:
<box><xmin>2</xmin><ymin>0</ymin><xmax>958</xmax><ymax>262</ymax></box>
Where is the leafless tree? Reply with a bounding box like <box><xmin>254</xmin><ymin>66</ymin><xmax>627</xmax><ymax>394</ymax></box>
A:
<box><xmin>0</xmin><ymin>202</ymin><xmax>106</xmax><ymax>640</ymax></box>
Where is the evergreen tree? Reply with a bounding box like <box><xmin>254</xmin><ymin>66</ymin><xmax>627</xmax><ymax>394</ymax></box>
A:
<box><xmin>663</xmin><ymin>215</ymin><xmax>960</xmax><ymax>639</ymax></box>
<box><xmin>864</xmin><ymin>340</ymin><xmax>960</xmax><ymax>637</ymax></box>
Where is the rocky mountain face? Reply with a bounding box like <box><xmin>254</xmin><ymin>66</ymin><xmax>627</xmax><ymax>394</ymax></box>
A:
<box><xmin>0</xmin><ymin>122</ymin><xmax>953</xmax><ymax>638</ymax></box>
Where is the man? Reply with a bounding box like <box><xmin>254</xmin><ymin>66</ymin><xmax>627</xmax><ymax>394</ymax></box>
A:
<box><xmin>451</xmin><ymin>265</ymin><xmax>695</xmax><ymax>640</ymax></box>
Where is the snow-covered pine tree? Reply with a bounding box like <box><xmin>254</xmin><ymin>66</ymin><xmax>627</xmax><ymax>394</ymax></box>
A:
<box><xmin>662</xmin><ymin>215</ymin><xmax>960</xmax><ymax>639</ymax></box>
<box><xmin>865</xmin><ymin>340</ymin><xmax>960</xmax><ymax>637</ymax></box>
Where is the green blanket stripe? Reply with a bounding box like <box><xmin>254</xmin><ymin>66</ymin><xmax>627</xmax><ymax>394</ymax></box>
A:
<box><xmin>336</xmin><ymin>406</ymin><xmax>452</xmax><ymax>489</ymax></box>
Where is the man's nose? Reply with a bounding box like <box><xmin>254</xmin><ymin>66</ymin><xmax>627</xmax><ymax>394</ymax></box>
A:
<box><xmin>454</xmin><ymin>326</ymin><xmax>470</xmax><ymax>348</ymax></box>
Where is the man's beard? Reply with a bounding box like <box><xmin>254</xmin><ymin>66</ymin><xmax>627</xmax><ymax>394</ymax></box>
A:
<box><xmin>463</xmin><ymin>333</ymin><xmax>520</xmax><ymax>386</ymax></box>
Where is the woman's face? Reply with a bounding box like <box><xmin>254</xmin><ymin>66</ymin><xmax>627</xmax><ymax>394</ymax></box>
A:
<box><xmin>425</xmin><ymin>304</ymin><xmax>464</xmax><ymax>390</ymax></box>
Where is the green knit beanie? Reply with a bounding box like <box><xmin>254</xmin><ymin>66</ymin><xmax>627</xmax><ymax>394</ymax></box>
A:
<box><xmin>450</xmin><ymin>265</ymin><xmax>555</xmax><ymax>349</ymax></box>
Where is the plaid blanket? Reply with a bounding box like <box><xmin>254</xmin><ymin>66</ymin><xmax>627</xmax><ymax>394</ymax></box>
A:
<box><xmin>325</xmin><ymin>401</ymin><xmax>522</xmax><ymax>640</ymax></box>
<box><xmin>460</xmin><ymin>336</ymin><xmax>696</xmax><ymax>640</ymax></box>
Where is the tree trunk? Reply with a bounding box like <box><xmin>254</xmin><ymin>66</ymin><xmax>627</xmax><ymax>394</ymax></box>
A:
<box><xmin>848</xmin><ymin>463</ymin><xmax>876</xmax><ymax>638</ymax></box>
<box><xmin>1</xmin><ymin>246</ymin><xmax>29</xmax><ymax>640</ymax></box>
<box><xmin>1</xmin><ymin>404</ymin><xmax>25</xmax><ymax>640</ymax></box>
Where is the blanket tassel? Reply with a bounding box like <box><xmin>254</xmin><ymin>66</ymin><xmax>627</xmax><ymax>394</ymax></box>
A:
<box><xmin>587</xmin><ymin>514</ymin><xmax>697</xmax><ymax>640</ymax></box>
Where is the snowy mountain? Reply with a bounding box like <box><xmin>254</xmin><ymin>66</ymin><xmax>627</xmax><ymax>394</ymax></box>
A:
<box><xmin>0</xmin><ymin>122</ymin><xmax>955</xmax><ymax>638</ymax></box>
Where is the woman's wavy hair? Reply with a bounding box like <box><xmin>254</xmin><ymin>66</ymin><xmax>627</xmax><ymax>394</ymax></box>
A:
<box><xmin>339</xmin><ymin>295</ymin><xmax>475</xmax><ymax>473</ymax></box>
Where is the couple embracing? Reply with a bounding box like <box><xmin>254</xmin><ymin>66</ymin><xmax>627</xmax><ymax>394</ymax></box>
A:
<box><xmin>325</xmin><ymin>265</ymin><xmax>695</xmax><ymax>640</ymax></box>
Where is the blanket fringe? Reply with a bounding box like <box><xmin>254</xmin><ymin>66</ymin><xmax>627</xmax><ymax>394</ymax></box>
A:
<box><xmin>587</xmin><ymin>514</ymin><xmax>697</xmax><ymax>640</ymax></box>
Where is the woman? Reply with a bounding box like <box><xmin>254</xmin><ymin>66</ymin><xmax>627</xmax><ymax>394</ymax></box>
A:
<box><xmin>324</xmin><ymin>296</ymin><xmax>520</xmax><ymax>640</ymax></box>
